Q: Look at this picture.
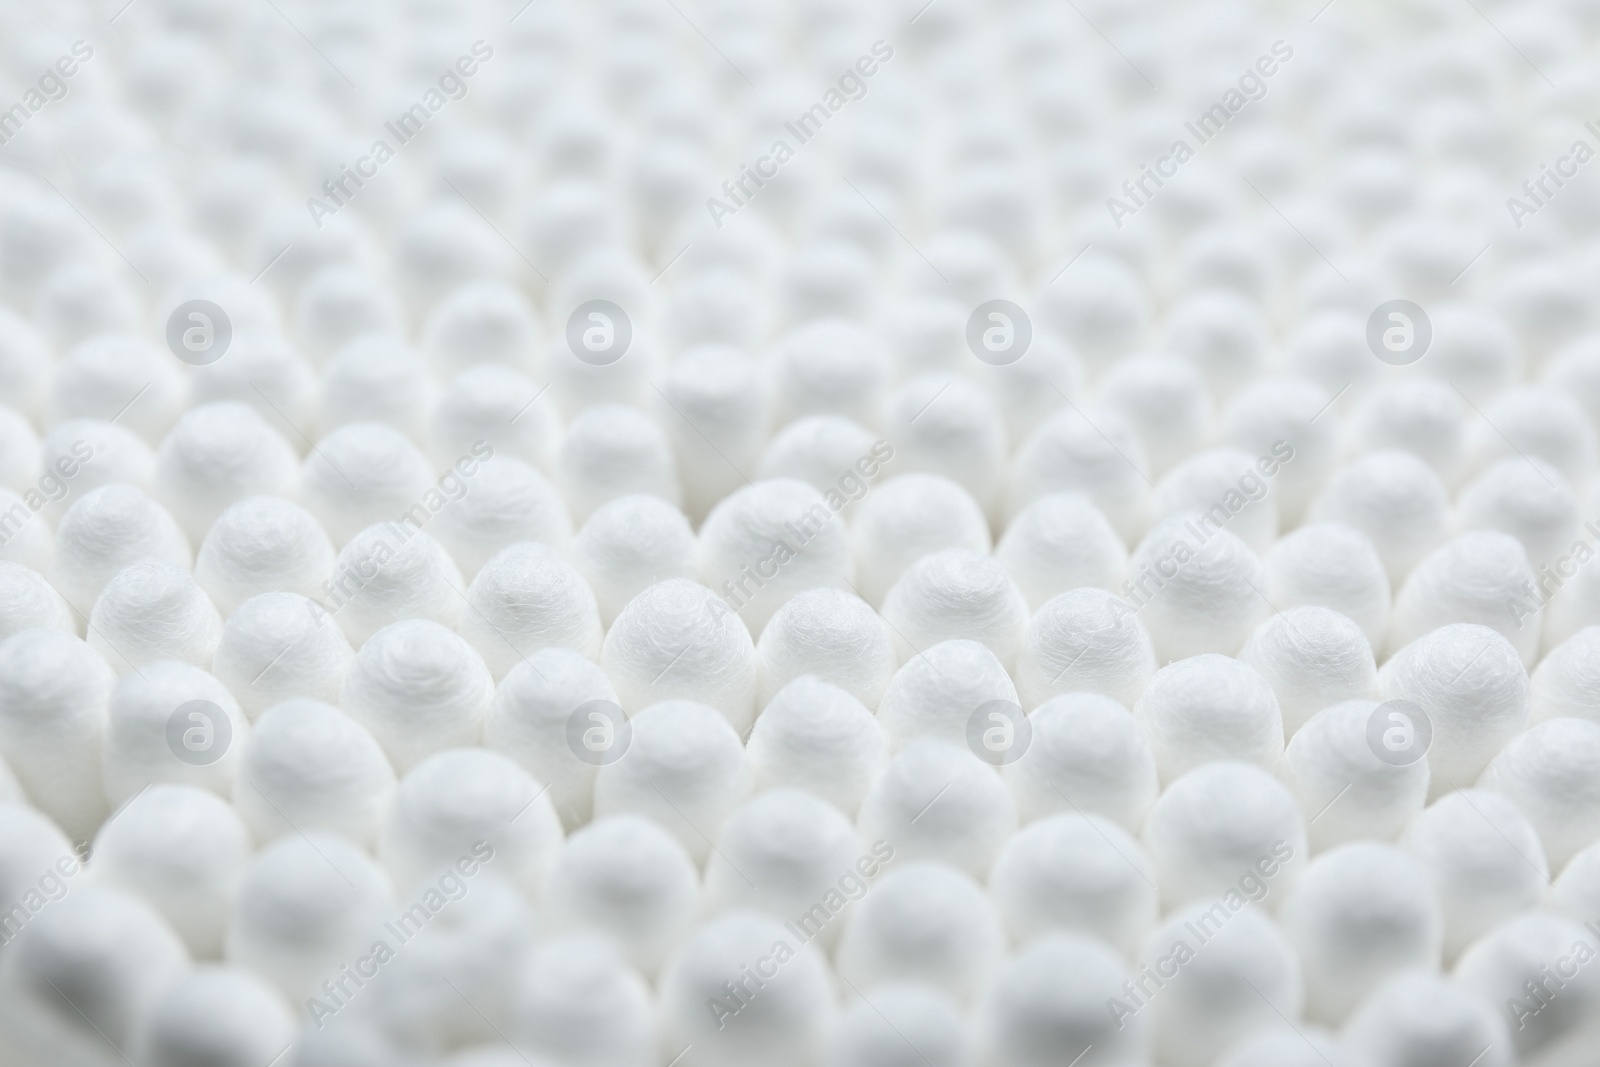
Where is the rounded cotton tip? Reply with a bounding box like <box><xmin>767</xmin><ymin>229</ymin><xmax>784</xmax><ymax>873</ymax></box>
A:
<box><xmin>211</xmin><ymin>592</ymin><xmax>354</xmax><ymax>719</ymax></box>
<box><xmin>553</xmin><ymin>404</ymin><xmax>681</xmax><ymax>525</ymax></box>
<box><xmin>1278</xmin><ymin>842</ymin><xmax>1443</xmax><ymax>1023</ymax></box>
<box><xmin>1143</xmin><ymin>761</ymin><xmax>1307</xmax><ymax>909</ymax></box>
<box><xmin>592</xmin><ymin>699</ymin><xmax>749</xmax><ymax>862</ymax></box>
<box><xmin>0</xmin><ymin>629</ymin><xmax>114</xmax><ymax>840</ymax></box>
<box><xmin>996</xmin><ymin>492</ymin><xmax>1127</xmax><ymax>610</ymax></box>
<box><xmin>755</xmin><ymin>587</ymin><xmax>895</xmax><ymax>709</ymax></box>
<box><xmin>101</xmin><ymin>660</ymin><xmax>247</xmax><ymax>805</ymax></box>
<box><xmin>1350</xmin><ymin>377</ymin><xmax>1467</xmax><ymax>486</ymax></box>
<box><xmin>294</xmin><ymin>265</ymin><xmax>404</xmax><ymax>361</ymax></box>
<box><xmin>979</xmin><ymin>931</ymin><xmax>1146</xmax><ymax>1067</ymax></box>
<box><xmin>1033</xmin><ymin>255</ymin><xmax>1150</xmax><ymax>373</ymax></box>
<box><xmin>89</xmin><ymin>783</ymin><xmax>253</xmax><ymax>957</ymax></box>
<box><xmin>831</xmin><ymin>983</ymin><xmax>971</xmax><ymax>1067</ymax></box>
<box><xmin>1015</xmin><ymin>588</ymin><xmax>1156</xmax><ymax>711</ymax></box>
<box><xmin>1238</xmin><ymin>606</ymin><xmax>1378</xmax><ymax>737</ymax></box>
<box><xmin>571</xmin><ymin>493</ymin><xmax>697</xmax><ymax>626</ymax></box>
<box><xmin>460</xmin><ymin>541</ymin><xmax>602</xmax><ymax>681</ymax></box>
<box><xmin>542</xmin><ymin>814</ymin><xmax>699</xmax><ymax>972</ymax></box>
<box><xmin>298</xmin><ymin>422</ymin><xmax>435</xmax><ymax>546</ymax></box>
<box><xmin>1456</xmin><ymin>458</ymin><xmax>1579</xmax><ymax>570</ymax></box>
<box><xmin>1153</xmin><ymin>447</ymin><xmax>1280</xmax><ymax>552</ymax></box>
<box><xmin>1342</xmin><ymin>970</ymin><xmax>1513</xmax><ymax>1067</ymax></box>
<box><xmin>507</xmin><ymin>931</ymin><xmax>658</xmax><ymax>1067</ymax></box>
<box><xmin>233</xmin><ymin>698</ymin><xmax>395</xmax><ymax>848</ymax></box>
<box><xmin>1136</xmin><ymin>653</ymin><xmax>1285</xmax><ymax>782</ymax></box>
<box><xmin>1126</xmin><ymin>514</ymin><xmax>1269</xmax><ymax>662</ymax></box>
<box><xmin>698</xmin><ymin>478</ymin><xmax>852</xmax><ymax>634</ymax></box>
<box><xmin>851</xmin><ymin>473</ymin><xmax>991</xmax><ymax>607</ymax></box>
<box><xmin>1309</xmin><ymin>450</ymin><xmax>1451</xmax><ymax>584</ymax></box>
<box><xmin>341</xmin><ymin>619</ymin><xmax>493</xmax><ymax>773</ymax></box>
<box><xmin>133</xmin><ymin>965</ymin><xmax>296</xmax><ymax>1067</ymax></box>
<box><xmin>857</xmin><ymin>740</ymin><xmax>1016</xmax><ymax>876</ymax></box>
<box><xmin>430</xmin><ymin>454</ymin><xmax>573</xmax><ymax>579</ymax></box>
<box><xmin>1454</xmin><ymin>911</ymin><xmax>1600</xmax><ymax>1058</ymax></box>
<box><xmin>48</xmin><ymin>484</ymin><xmax>191</xmax><ymax>614</ymax></box>
<box><xmin>1477</xmin><ymin>716</ymin><xmax>1600</xmax><ymax>869</ymax></box>
<box><xmin>194</xmin><ymin>496</ymin><xmax>336</xmax><ymax>617</ymax></box>
<box><xmin>756</xmin><ymin>416</ymin><xmax>884</xmax><ymax>521</ymax></box>
<box><xmin>600</xmin><ymin>579</ymin><xmax>757</xmax><ymax>732</ymax></box>
<box><xmin>0</xmin><ymin>487</ymin><xmax>53</xmax><ymax>574</ymax></box>
<box><xmin>485</xmin><ymin>647</ymin><xmax>619</xmax><ymax>828</ymax></box>
<box><xmin>1379</xmin><ymin>623</ymin><xmax>1529</xmax><ymax>796</ymax></box>
<box><xmin>1005</xmin><ymin>690</ymin><xmax>1158</xmax><ymax>832</ymax></box>
<box><xmin>1008</xmin><ymin>405</ymin><xmax>1152</xmax><ymax>541</ymax></box>
<box><xmin>1095</xmin><ymin>352</ymin><xmax>1213</xmax><ymax>479</ymax></box>
<box><xmin>324</xmin><ymin>524</ymin><xmax>465</xmax><ymax>646</ymax></box>
<box><xmin>882</xmin><ymin>549</ymin><xmax>1028</xmax><ymax>668</ymax></box>
<box><xmin>431</xmin><ymin>365</ymin><xmax>557</xmax><ymax>472</ymax></box>
<box><xmin>320</xmin><ymin>334</ymin><xmax>433</xmax><ymax>442</ymax></box>
<box><xmin>1284</xmin><ymin>700</ymin><xmax>1430</xmax><ymax>851</ymax></box>
<box><xmin>835</xmin><ymin>860</ymin><xmax>1004</xmax><ymax>1003</ymax></box>
<box><xmin>379</xmin><ymin>746</ymin><xmax>562</xmax><ymax>893</ymax></box>
<box><xmin>0</xmin><ymin>560</ymin><xmax>74</xmax><ymax>640</ymax></box>
<box><xmin>1400</xmin><ymin>788</ymin><xmax>1547</xmax><ymax>960</ymax></box>
<box><xmin>1530</xmin><ymin>625</ymin><xmax>1600</xmax><ymax>724</ymax></box>
<box><xmin>656</xmin><ymin>345</ymin><xmax>768</xmax><ymax>522</ymax></box>
<box><xmin>884</xmin><ymin>376</ymin><xmax>1006</xmax><ymax>521</ymax></box>
<box><xmin>88</xmin><ymin>562</ymin><xmax>222</xmax><ymax>673</ymax></box>
<box><xmin>153</xmin><ymin>401</ymin><xmax>298</xmax><ymax>541</ymax></box>
<box><xmin>660</xmin><ymin>911</ymin><xmax>834</xmax><ymax>1067</ymax></box>
<box><xmin>877</xmin><ymin>638</ymin><xmax>1020</xmax><ymax>750</ymax></box>
<box><xmin>746</xmin><ymin>676</ymin><xmax>885</xmax><ymax>818</ymax></box>
<box><xmin>1263</xmin><ymin>522</ymin><xmax>1391</xmax><ymax>650</ymax></box>
<box><xmin>703</xmin><ymin>788</ymin><xmax>863</xmax><ymax>935</ymax></box>
<box><xmin>1389</xmin><ymin>530</ymin><xmax>1542</xmax><ymax>665</ymax></box>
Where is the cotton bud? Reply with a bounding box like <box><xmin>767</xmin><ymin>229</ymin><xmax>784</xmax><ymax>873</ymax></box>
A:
<box><xmin>293</xmin><ymin>265</ymin><xmax>404</xmax><ymax>362</ymax></box>
<box><xmin>659</xmin><ymin>911</ymin><xmax>834</xmax><ymax>1067</ymax></box>
<box><xmin>211</xmin><ymin>592</ymin><xmax>355</xmax><ymax>719</ymax></box>
<box><xmin>1095</xmin><ymin>353</ymin><xmax>1213</xmax><ymax>478</ymax></box>
<box><xmin>1143</xmin><ymin>761</ymin><xmax>1307</xmax><ymax>909</ymax></box>
<box><xmin>1005</xmin><ymin>690</ymin><xmax>1158</xmax><ymax>832</ymax></box>
<box><xmin>508</xmin><ymin>930</ymin><xmax>658</xmax><ymax>1067</ymax></box>
<box><xmin>756</xmin><ymin>588</ymin><xmax>894</xmax><ymax>710</ymax></box>
<box><xmin>878</xmin><ymin>639</ymin><xmax>1019</xmax><ymax>750</ymax></box>
<box><xmin>780</xmin><ymin>241</ymin><xmax>877</xmax><ymax>324</ymax></box>
<box><xmin>831</xmin><ymin>983</ymin><xmax>973</xmax><ymax>1067</ymax></box>
<box><xmin>325</xmin><ymin>525</ymin><xmax>464</xmax><ymax>646</ymax></box>
<box><xmin>195</xmin><ymin>496</ymin><xmax>336</xmax><ymax>617</ymax></box>
<box><xmin>990</xmin><ymin>812</ymin><xmax>1158</xmax><ymax>957</ymax></box>
<box><xmin>1284</xmin><ymin>700</ymin><xmax>1430</xmax><ymax>851</ymax></box>
<box><xmin>89</xmin><ymin>784</ymin><xmax>252</xmax><ymax>957</ymax></box>
<box><xmin>571</xmin><ymin>494</ymin><xmax>697</xmax><ymax>626</ymax></box>
<box><xmin>1008</xmin><ymin>405</ymin><xmax>1152</xmax><ymax>541</ymax></box>
<box><xmin>882</xmin><ymin>550</ymin><xmax>1029</xmax><ymax>668</ymax></box>
<box><xmin>1478</xmin><ymin>717</ymin><xmax>1600</xmax><ymax>869</ymax></box>
<box><xmin>459</xmin><ymin>542</ymin><xmax>601</xmax><ymax>681</ymax></box>
<box><xmin>48</xmin><ymin>485</ymin><xmax>191</xmax><ymax>614</ymax></box>
<box><xmin>1263</xmin><ymin>522</ymin><xmax>1392</xmax><ymax>649</ymax></box>
<box><xmin>593</xmin><ymin>700</ymin><xmax>749</xmax><ymax>862</ymax></box>
<box><xmin>1309</xmin><ymin>451</ymin><xmax>1451</xmax><ymax>584</ymax></box>
<box><xmin>187</xmin><ymin>332</ymin><xmax>316</xmax><ymax>451</ymax></box>
<box><xmin>133</xmin><ymin>966</ymin><xmax>296</xmax><ymax>1067</ymax></box>
<box><xmin>1530</xmin><ymin>626</ymin><xmax>1600</xmax><ymax>724</ymax></box>
<box><xmin>1126</xmin><ymin>515</ymin><xmax>1269</xmax><ymax>662</ymax></box>
<box><xmin>226</xmin><ymin>833</ymin><xmax>395</xmax><ymax>1002</ymax></box>
<box><xmin>299</xmin><ymin>423</ymin><xmax>435</xmax><ymax>547</ymax></box>
<box><xmin>431</xmin><ymin>365</ymin><xmax>557</xmax><ymax>473</ymax></box>
<box><xmin>656</xmin><ymin>345</ymin><xmax>768</xmax><ymax>522</ymax></box>
<box><xmin>1457</xmin><ymin>458</ymin><xmax>1581</xmax><ymax>572</ymax></box>
<box><xmin>600</xmin><ymin>579</ymin><xmax>758</xmax><ymax>731</ymax></box>
<box><xmin>1454</xmin><ymin>911</ymin><xmax>1600</xmax><ymax>1059</ymax></box>
<box><xmin>102</xmin><ymin>660</ymin><xmax>247</xmax><ymax>805</ymax></box>
<box><xmin>857</xmin><ymin>740</ymin><xmax>1016</xmax><ymax>876</ymax></box>
<box><xmin>1351</xmin><ymin>378</ymin><xmax>1467</xmax><ymax>487</ymax></box>
<box><xmin>553</xmin><ymin>405</ymin><xmax>681</xmax><ymax>525</ymax></box>
<box><xmin>1342</xmin><ymin>971</ymin><xmax>1513</xmax><ymax>1067</ymax></box>
<box><xmin>1467</xmin><ymin>385</ymin><xmax>1596</xmax><ymax>487</ymax></box>
<box><xmin>1032</xmin><ymin>255</ymin><xmax>1150</xmax><ymax>374</ymax></box>
<box><xmin>51</xmin><ymin>334</ymin><xmax>182</xmax><ymax>444</ymax></box>
<box><xmin>746</xmin><ymin>676</ymin><xmax>885</xmax><ymax>818</ymax></box>
<box><xmin>88</xmin><ymin>563</ymin><xmax>222</xmax><ymax>673</ymax></box>
<box><xmin>1390</xmin><ymin>530</ymin><xmax>1544</xmax><ymax>664</ymax></box>
<box><xmin>1239</xmin><ymin>606</ymin><xmax>1378</xmax><ymax>737</ymax></box>
<box><xmin>978</xmin><ymin>933</ymin><xmax>1147</xmax><ymax>1067</ymax></box>
<box><xmin>757</xmin><ymin>416</ymin><xmax>882</xmax><ymax>521</ymax></box>
<box><xmin>542</xmin><ymin>815</ymin><xmax>699</xmax><ymax>973</ymax></box>
<box><xmin>320</xmin><ymin>334</ymin><xmax>434</xmax><ymax>442</ymax></box>
<box><xmin>997</xmin><ymin>492</ymin><xmax>1126</xmax><ymax>610</ymax></box>
<box><xmin>37</xmin><ymin>419</ymin><xmax>156</xmax><ymax>522</ymax></box>
<box><xmin>851</xmin><ymin>474</ymin><xmax>990</xmax><ymax>607</ymax></box>
<box><xmin>1136</xmin><ymin>654</ymin><xmax>1284</xmax><ymax>782</ymax></box>
<box><xmin>769</xmin><ymin>320</ymin><xmax>888</xmax><ymax>430</ymax></box>
<box><xmin>883</xmin><ymin>376</ymin><xmax>1006</xmax><ymax>521</ymax></box>
<box><xmin>836</xmin><ymin>861</ymin><xmax>1004</xmax><ymax>1003</ymax></box>
<box><xmin>341</xmin><ymin>620</ymin><xmax>493</xmax><ymax>773</ymax></box>
<box><xmin>0</xmin><ymin>561</ymin><xmax>74</xmax><ymax>640</ymax></box>
<box><xmin>234</xmin><ymin>698</ymin><xmax>394</xmax><ymax>849</ymax></box>
<box><xmin>485</xmin><ymin>648</ymin><xmax>618</xmax><ymax>827</ymax></box>
<box><xmin>380</xmin><ymin>747</ymin><xmax>562</xmax><ymax>894</ymax></box>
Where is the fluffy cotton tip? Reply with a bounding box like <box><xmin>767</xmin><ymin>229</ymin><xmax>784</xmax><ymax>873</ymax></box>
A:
<box><xmin>320</xmin><ymin>334</ymin><xmax>433</xmax><ymax>442</ymax></box>
<box><xmin>0</xmin><ymin>487</ymin><xmax>53</xmax><ymax>573</ymax></box>
<box><xmin>702</xmin><ymin>788</ymin><xmax>863</xmax><ymax>932</ymax></box>
<box><xmin>856</xmin><ymin>740</ymin><xmax>1016</xmax><ymax>875</ymax></box>
<box><xmin>429</xmin><ymin>455</ymin><xmax>573</xmax><ymax>580</ymax></box>
<box><xmin>101</xmin><ymin>660</ymin><xmax>247</xmax><ymax>805</ymax></box>
<box><xmin>233</xmin><ymin>698</ymin><xmax>395</xmax><ymax>848</ymax></box>
<box><xmin>153</xmin><ymin>402</ymin><xmax>298</xmax><ymax>541</ymax></box>
<box><xmin>1477</xmin><ymin>716</ymin><xmax>1600</xmax><ymax>869</ymax></box>
<box><xmin>1007</xmin><ymin>404</ymin><xmax>1152</xmax><ymax>541</ymax></box>
<box><xmin>571</xmin><ymin>493</ymin><xmax>698</xmax><ymax>626</ymax></box>
<box><xmin>1153</xmin><ymin>447</ymin><xmax>1280</xmax><ymax>552</ymax></box>
<box><xmin>507</xmin><ymin>930</ymin><xmax>658</xmax><ymax>1067</ymax></box>
<box><xmin>850</xmin><ymin>473</ymin><xmax>991</xmax><ymax>607</ymax></box>
<box><xmin>877</xmin><ymin>638</ymin><xmax>1019</xmax><ymax>750</ymax></box>
<box><xmin>831</xmin><ymin>983</ymin><xmax>971</xmax><ymax>1067</ymax></box>
<box><xmin>1095</xmin><ymin>352</ymin><xmax>1212</xmax><ymax>478</ymax></box>
<box><xmin>460</xmin><ymin>541</ymin><xmax>602</xmax><ymax>681</ymax></box>
<box><xmin>1016</xmin><ymin>587</ymin><xmax>1157</xmax><ymax>712</ymax></box>
<box><xmin>1284</xmin><ymin>700</ymin><xmax>1430</xmax><ymax>851</ymax></box>
<box><xmin>88</xmin><ymin>562</ymin><xmax>222</xmax><ymax>672</ymax></box>
<box><xmin>755</xmin><ymin>587</ymin><xmax>895</xmax><ymax>709</ymax></box>
<box><xmin>324</xmin><ymin>524</ymin><xmax>464</xmax><ymax>646</ymax></box>
<box><xmin>194</xmin><ymin>495</ymin><xmax>336</xmax><ymax>617</ymax></box>
<box><xmin>1127</xmin><ymin>514</ymin><xmax>1269</xmax><ymax>662</ymax></box>
<box><xmin>1309</xmin><ymin>450</ymin><xmax>1451</xmax><ymax>584</ymax></box>
<box><xmin>431</xmin><ymin>364</ymin><xmax>556</xmax><ymax>472</ymax></box>
<box><xmin>298</xmin><ymin>422</ymin><xmax>435</xmax><ymax>546</ymax></box>
<box><xmin>1350</xmin><ymin>377</ymin><xmax>1467</xmax><ymax>486</ymax></box>
<box><xmin>1530</xmin><ymin>626</ymin><xmax>1600</xmax><ymax>725</ymax></box>
<box><xmin>1263</xmin><ymin>522</ymin><xmax>1392</xmax><ymax>649</ymax></box>
<box><xmin>48</xmin><ymin>484</ymin><xmax>191</xmax><ymax>614</ymax></box>
<box><xmin>655</xmin><ymin>346</ymin><xmax>767</xmax><ymax>522</ymax></box>
<box><xmin>600</xmin><ymin>579</ymin><xmax>757</xmax><ymax>732</ymax></box>
<box><xmin>746</xmin><ymin>676</ymin><xmax>886</xmax><ymax>817</ymax></box>
<box><xmin>996</xmin><ymin>491</ymin><xmax>1127</xmax><ymax>610</ymax></box>
<box><xmin>1004</xmin><ymin>691</ymin><xmax>1158</xmax><ymax>832</ymax></box>
<box><xmin>1388</xmin><ymin>530</ymin><xmax>1541</xmax><ymax>665</ymax></box>
<box><xmin>211</xmin><ymin>592</ymin><xmax>354</xmax><ymax>719</ymax></box>
<box><xmin>1456</xmin><ymin>458</ymin><xmax>1579</xmax><ymax>570</ymax></box>
<box><xmin>340</xmin><ymin>619</ymin><xmax>493</xmax><ymax>773</ymax></box>
<box><xmin>133</xmin><ymin>966</ymin><xmax>296</xmax><ymax>1067</ymax></box>
<box><xmin>1342</xmin><ymin>971</ymin><xmax>1514</xmax><ymax>1067</ymax></box>
<box><xmin>882</xmin><ymin>549</ymin><xmax>1028</xmax><ymax>669</ymax></box>
<box><xmin>553</xmin><ymin>404</ymin><xmax>681</xmax><ymax>525</ymax></box>
<box><xmin>1455</xmin><ymin>911</ymin><xmax>1600</xmax><ymax>1057</ymax></box>
<box><xmin>1136</xmin><ymin>653</ymin><xmax>1284</xmax><ymax>782</ymax></box>
<box><xmin>0</xmin><ymin>560</ymin><xmax>74</xmax><ymax>640</ymax></box>
<box><xmin>1238</xmin><ymin>606</ymin><xmax>1378</xmax><ymax>737</ymax></box>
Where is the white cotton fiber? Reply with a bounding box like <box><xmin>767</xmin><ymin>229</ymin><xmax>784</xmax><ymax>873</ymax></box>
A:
<box><xmin>1126</xmin><ymin>515</ymin><xmax>1269</xmax><ymax>662</ymax></box>
<box><xmin>0</xmin><ymin>560</ymin><xmax>74</xmax><ymax>640</ymax></box>
<box><xmin>977</xmin><ymin>932</ymin><xmax>1144</xmax><ymax>1067</ymax></box>
<box><xmin>153</xmin><ymin>402</ymin><xmax>299</xmax><ymax>542</ymax></box>
<box><xmin>745</xmin><ymin>676</ymin><xmax>886</xmax><ymax>817</ymax></box>
<box><xmin>1477</xmin><ymin>716</ymin><xmax>1600</xmax><ymax>869</ymax></box>
<box><xmin>881</xmin><ymin>549</ymin><xmax>1029</xmax><ymax>668</ymax></box>
<box><xmin>755</xmin><ymin>587</ymin><xmax>895</xmax><ymax>709</ymax></box>
<box><xmin>48</xmin><ymin>484</ymin><xmax>191</xmax><ymax>614</ymax></box>
<box><xmin>1263</xmin><ymin>522</ymin><xmax>1392</xmax><ymax>649</ymax></box>
<box><xmin>341</xmin><ymin>619</ymin><xmax>493</xmax><ymax>773</ymax></box>
<box><xmin>571</xmin><ymin>493</ymin><xmax>698</xmax><ymax>625</ymax></box>
<box><xmin>211</xmin><ymin>592</ymin><xmax>355</xmax><ymax>719</ymax></box>
<box><xmin>996</xmin><ymin>492</ymin><xmax>1127</xmax><ymax>610</ymax></box>
<box><xmin>1284</xmin><ymin>700</ymin><xmax>1431</xmax><ymax>851</ymax></box>
<box><xmin>1388</xmin><ymin>530</ymin><xmax>1542</xmax><ymax>665</ymax></box>
<box><xmin>1238</xmin><ymin>606</ymin><xmax>1379</xmax><ymax>737</ymax></box>
<box><xmin>101</xmin><ymin>660</ymin><xmax>248</xmax><ymax>805</ymax></box>
<box><xmin>194</xmin><ymin>496</ymin><xmax>336</xmax><ymax>617</ymax></box>
<box><xmin>429</xmin><ymin>455</ymin><xmax>573</xmax><ymax>579</ymax></box>
<box><xmin>1530</xmin><ymin>625</ymin><xmax>1600</xmax><ymax>724</ymax></box>
<box><xmin>877</xmin><ymin>638</ymin><xmax>1020</xmax><ymax>750</ymax></box>
<box><xmin>88</xmin><ymin>562</ymin><xmax>222</xmax><ymax>673</ymax></box>
<box><xmin>1309</xmin><ymin>450</ymin><xmax>1451</xmax><ymax>584</ymax></box>
<box><xmin>460</xmin><ymin>541</ymin><xmax>602</xmax><ymax>681</ymax></box>
<box><xmin>1135</xmin><ymin>653</ymin><xmax>1285</xmax><ymax>782</ymax></box>
<box><xmin>850</xmin><ymin>473</ymin><xmax>991</xmax><ymax>606</ymax></box>
<box><xmin>857</xmin><ymin>740</ymin><xmax>1017</xmax><ymax>876</ymax></box>
<box><xmin>324</xmin><ymin>524</ymin><xmax>465</xmax><ymax>646</ymax></box>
